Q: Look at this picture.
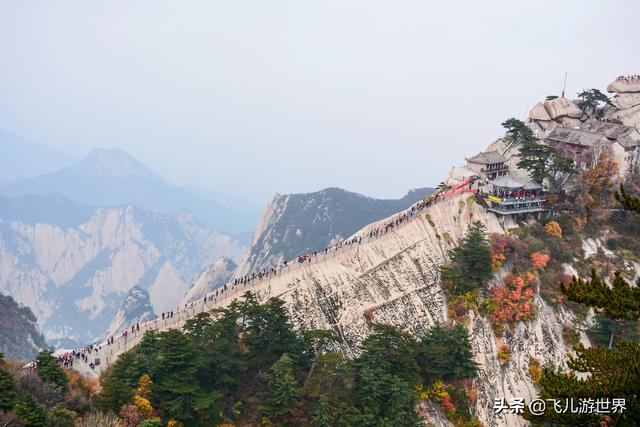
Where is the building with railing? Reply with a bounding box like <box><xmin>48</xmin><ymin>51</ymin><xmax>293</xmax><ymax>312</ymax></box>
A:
<box><xmin>482</xmin><ymin>176</ymin><xmax>546</xmax><ymax>215</ymax></box>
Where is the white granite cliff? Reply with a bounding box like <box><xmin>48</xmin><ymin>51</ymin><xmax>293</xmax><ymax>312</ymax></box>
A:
<box><xmin>75</xmin><ymin>193</ymin><xmax>578</xmax><ymax>427</ymax></box>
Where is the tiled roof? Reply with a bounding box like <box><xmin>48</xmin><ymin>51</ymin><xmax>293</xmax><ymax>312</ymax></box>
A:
<box><xmin>466</xmin><ymin>151</ymin><xmax>507</xmax><ymax>165</ymax></box>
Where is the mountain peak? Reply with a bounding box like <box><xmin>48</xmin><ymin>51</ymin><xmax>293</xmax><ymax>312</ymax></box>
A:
<box><xmin>76</xmin><ymin>147</ymin><xmax>160</xmax><ymax>180</ymax></box>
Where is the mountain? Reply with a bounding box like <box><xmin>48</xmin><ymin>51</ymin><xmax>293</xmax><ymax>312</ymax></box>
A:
<box><xmin>0</xmin><ymin>130</ymin><xmax>74</xmax><ymax>183</ymax></box>
<box><xmin>180</xmin><ymin>257</ymin><xmax>237</xmax><ymax>306</ymax></box>
<box><xmin>0</xmin><ymin>147</ymin><xmax>257</xmax><ymax>235</ymax></box>
<box><xmin>103</xmin><ymin>286</ymin><xmax>156</xmax><ymax>340</ymax></box>
<box><xmin>79</xmin><ymin>191</ymin><xmax>572</xmax><ymax>427</ymax></box>
<box><xmin>0</xmin><ymin>292</ymin><xmax>48</xmax><ymax>361</ymax></box>
<box><xmin>235</xmin><ymin>186</ymin><xmax>434</xmax><ymax>276</ymax></box>
<box><xmin>50</xmin><ymin>75</ymin><xmax>640</xmax><ymax>427</ymax></box>
<box><xmin>0</xmin><ymin>193</ymin><xmax>244</xmax><ymax>348</ymax></box>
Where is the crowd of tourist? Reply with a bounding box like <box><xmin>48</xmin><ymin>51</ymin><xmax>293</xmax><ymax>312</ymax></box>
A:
<box><xmin>45</xmin><ymin>344</ymin><xmax>102</xmax><ymax>371</ymax></box>
<box><xmin>615</xmin><ymin>74</ymin><xmax>640</xmax><ymax>82</ymax></box>
<box><xmin>53</xmin><ymin>181</ymin><xmax>476</xmax><ymax>372</ymax></box>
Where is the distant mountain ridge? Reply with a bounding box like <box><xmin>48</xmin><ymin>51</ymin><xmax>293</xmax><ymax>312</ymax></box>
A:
<box><xmin>235</xmin><ymin>186</ymin><xmax>434</xmax><ymax>276</ymax></box>
<box><xmin>0</xmin><ymin>129</ymin><xmax>74</xmax><ymax>182</ymax></box>
<box><xmin>69</xmin><ymin>147</ymin><xmax>161</xmax><ymax>179</ymax></box>
<box><xmin>0</xmin><ymin>147</ymin><xmax>259</xmax><ymax>235</ymax></box>
<box><xmin>0</xmin><ymin>193</ymin><xmax>244</xmax><ymax>348</ymax></box>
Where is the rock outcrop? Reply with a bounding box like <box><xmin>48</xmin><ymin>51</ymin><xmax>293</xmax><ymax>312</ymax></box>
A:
<box><xmin>605</xmin><ymin>76</ymin><xmax>640</xmax><ymax>127</ymax></box>
<box><xmin>528</xmin><ymin>102</ymin><xmax>552</xmax><ymax>121</ymax></box>
<box><xmin>180</xmin><ymin>257</ymin><xmax>237</xmax><ymax>306</ymax></box>
<box><xmin>235</xmin><ymin>187</ymin><xmax>434</xmax><ymax>278</ymax></box>
<box><xmin>543</xmin><ymin>97</ymin><xmax>582</xmax><ymax>120</ymax></box>
<box><xmin>607</xmin><ymin>78</ymin><xmax>640</xmax><ymax>94</ymax></box>
<box><xmin>0</xmin><ymin>292</ymin><xmax>48</xmax><ymax>361</ymax></box>
<box><xmin>103</xmin><ymin>286</ymin><xmax>155</xmax><ymax>340</ymax></box>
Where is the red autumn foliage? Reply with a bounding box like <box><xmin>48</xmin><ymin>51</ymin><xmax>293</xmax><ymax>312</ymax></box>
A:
<box><xmin>490</xmin><ymin>234</ymin><xmax>508</xmax><ymax>270</ymax></box>
<box><xmin>530</xmin><ymin>252</ymin><xmax>550</xmax><ymax>269</ymax></box>
<box><xmin>441</xmin><ymin>393</ymin><xmax>454</xmax><ymax>412</ymax></box>
<box><xmin>488</xmin><ymin>274</ymin><xmax>535</xmax><ymax>324</ymax></box>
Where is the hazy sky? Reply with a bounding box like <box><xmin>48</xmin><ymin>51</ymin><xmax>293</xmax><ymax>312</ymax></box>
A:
<box><xmin>1</xmin><ymin>1</ymin><xmax>639</xmax><ymax>205</ymax></box>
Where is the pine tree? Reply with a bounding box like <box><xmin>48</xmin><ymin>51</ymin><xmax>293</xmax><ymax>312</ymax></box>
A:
<box><xmin>97</xmin><ymin>351</ymin><xmax>136</xmax><ymax>412</ymax></box>
<box><xmin>14</xmin><ymin>395</ymin><xmax>48</xmax><ymax>427</ymax></box>
<box><xmin>49</xmin><ymin>407</ymin><xmax>77</xmax><ymax>427</ymax></box>
<box><xmin>502</xmin><ymin>117</ymin><xmax>536</xmax><ymax>144</ymax></box>
<box><xmin>0</xmin><ymin>353</ymin><xmax>17</xmax><ymax>414</ymax></box>
<box><xmin>355</xmin><ymin>324</ymin><xmax>419</xmax><ymax>385</ymax></box>
<box><xmin>441</xmin><ymin>221</ymin><xmax>493</xmax><ymax>295</ymax></box>
<box><xmin>264</xmin><ymin>353</ymin><xmax>299</xmax><ymax>422</ymax></box>
<box><xmin>416</xmin><ymin>323</ymin><xmax>477</xmax><ymax>383</ymax></box>
<box><xmin>385</xmin><ymin>374</ymin><xmax>423</xmax><ymax>426</ymax></box>
<box><xmin>501</xmin><ymin>117</ymin><xmax>575</xmax><ymax>189</ymax></box>
<box><xmin>354</xmin><ymin>367</ymin><xmax>421</xmax><ymax>427</ymax></box>
<box><xmin>525</xmin><ymin>343</ymin><xmax>640</xmax><ymax>425</ymax></box>
<box><xmin>562</xmin><ymin>270</ymin><xmax>640</xmax><ymax>322</ymax></box>
<box><xmin>588</xmin><ymin>315</ymin><xmax>639</xmax><ymax>349</ymax></box>
<box><xmin>616</xmin><ymin>184</ymin><xmax>640</xmax><ymax>213</ymax></box>
<box><xmin>310</xmin><ymin>395</ymin><xmax>332</xmax><ymax>427</ymax></box>
<box><xmin>150</xmin><ymin>329</ymin><xmax>203</xmax><ymax>424</ymax></box>
<box><xmin>576</xmin><ymin>88</ymin><xmax>612</xmax><ymax>118</ymax></box>
<box><xmin>517</xmin><ymin>140</ymin><xmax>553</xmax><ymax>184</ymax></box>
<box><xmin>244</xmin><ymin>297</ymin><xmax>309</xmax><ymax>370</ymax></box>
<box><xmin>35</xmin><ymin>350</ymin><xmax>67</xmax><ymax>389</ymax></box>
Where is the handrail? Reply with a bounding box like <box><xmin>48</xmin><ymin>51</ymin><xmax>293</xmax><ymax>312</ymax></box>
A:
<box><xmin>59</xmin><ymin>186</ymin><xmax>480</xmax><ymax>375</ymax></box>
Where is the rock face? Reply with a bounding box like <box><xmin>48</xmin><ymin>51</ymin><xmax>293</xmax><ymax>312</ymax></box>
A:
<box><xmin>528</xmin><ymin>102</ymin><xmax>552</xmax><ymax>121</ymax></box>
<box><xmin>0</xmin><ymin>292</ymin><xmax>48</xmax><ymax>361</ymax></box>
<box><xmin>103</xmin><ymin>286</ymin><xmax>155</xmax><ymax>340</ymax></box>
<box><xmin>607</xmin><ymin>78</ymin><xmax>640</xmax><ymax>94</ymax></box>
<box><xmin>248</xmin><ymin>195</ymin><xmax>570</xmax><ymax>427</ymax></box>
<box><xmin>528</xmin><ymin>98</ymin><xmax>582</xmax><ymax>134</ymax></box>
<box><xmin>64</xmin><ymin>192</ymin><xmax>576</xmax><ymax>427</ymax></box>
<box><xmin>0</xmin><ymin>194</ymin><xmax>244</xmax><ymax>347</ymax></box>
<box><xmin>180</xmin><ymin>257</ymin><xmax>237</xmax><ymax>306</ymax></box>
<box><xmin>543</xmin><ymin>97</ymin><xmax>582</xmax><ymax>120</ymax></box>
<box><xmin>611</xmin><ymin>93</ymin><xmax>640</xmax><ymax>110</ymax></box>
<box><xmin>605</xmin><ymin>76</ymin><xmax>640</xmax><ymax>127</ymax></box>
<box><xmin>235</xmin><ymin>187</ymin><xmax>434</xmax><ymax>277</ymax></box>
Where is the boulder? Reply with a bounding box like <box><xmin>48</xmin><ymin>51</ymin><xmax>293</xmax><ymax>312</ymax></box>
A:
<box><xmin>543</xmin><ymin>97</ymin><xmax>582</xmax><ymax>119</ymax></box>
<box><xmin>608</xmin><ymin>104</ymin><xmax>640</xmax><ymax>127</ymax></box>
<box><xmin>611</xmin><ymin>93</ymin><xmax>640</xmax><ymax>110</ymax></box>
<box><xmin>528</xmin><ymin>102</ymin><xmax>551</xmax><ymax>121</ymax></box>
<box><xmin>607</xmin><ymin>77</ymin><xmax>640</xmax><ymax>94</ymax></box>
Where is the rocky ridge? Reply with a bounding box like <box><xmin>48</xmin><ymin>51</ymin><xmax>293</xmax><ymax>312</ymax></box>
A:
<box><xmin>235</xmin><ymin>186</ymin><xmax>434</xmax><ymax>278</ymax></box>
<box><xmin>0</xmin><ymin>292</ymin><xmax>48</xmax><ymax>361</ymax></box>
<box><xmin>103</xmin><ymin>286</ymin><xmax>156</xmax><ymax>341</ymax></box>
<box><xmin>180</xmin><ymin>257</ymin><xmax>237</xmax><ymax>306</ymax></box>
<box><xmin>69</xmin><ymin>191</ymin><xmax>575</xmax><ymax>427</ymax></box>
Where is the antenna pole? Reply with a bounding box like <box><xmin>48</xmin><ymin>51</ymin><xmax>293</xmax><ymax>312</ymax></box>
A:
<box><xmin>561</xmin><ymin>72</ymin><xmax>567</xmax><ymax>98</ymax></box>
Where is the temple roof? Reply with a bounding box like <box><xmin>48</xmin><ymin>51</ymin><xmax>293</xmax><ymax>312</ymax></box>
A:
<box><xmin>465</xmin><ymin>150</ymin><xmax>507</xmax><ymax>165</ymax></box>
<box><xmin>491</xmin><ymin>176</ymin><xmax>525</xmax><ymax>189</ymax></box>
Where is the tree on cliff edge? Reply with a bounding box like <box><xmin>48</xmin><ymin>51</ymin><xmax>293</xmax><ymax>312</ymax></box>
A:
<box><xmin>0</xmin><ymin>353</ymin><xmax>17</xmax><ymax>414</ymax></box>
<box><xmin>441</xmin><ymin>221</ymin><xmax>493</xmax><ymax>295</ymax></box>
